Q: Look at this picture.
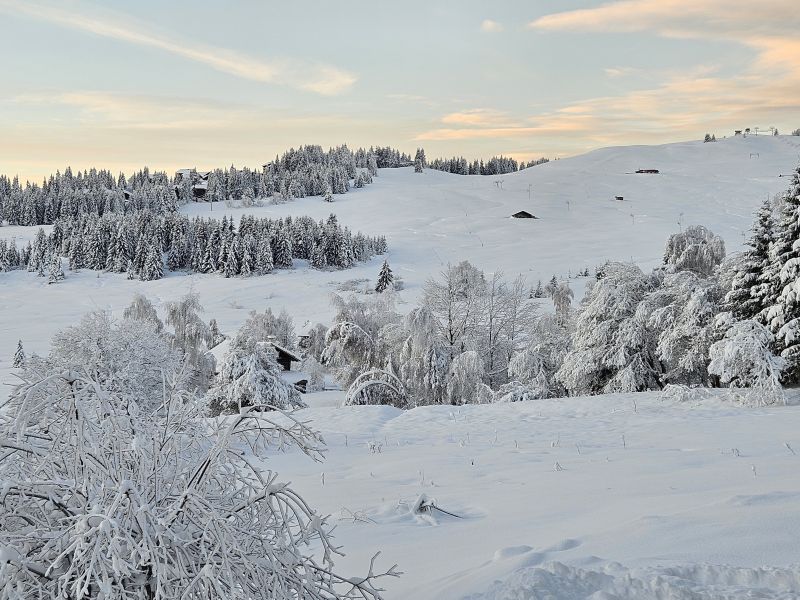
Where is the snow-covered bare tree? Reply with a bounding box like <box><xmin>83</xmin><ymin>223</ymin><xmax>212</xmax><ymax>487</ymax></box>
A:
<box><xmin>123</xmin><ymin>292</ymin><xmax>164</xmax><ymax>333</ymax></box>
<box><xmin>557</xmin><ymin>262</ymin><xmax>659</xmax><ymax>395</ymax></box>
<box><xmin>499</xmin><ymin>314</ymin><xmax>570</xmax><ymax>401</ymax></box>
<box><xmin>544</xmin><ymin>279</ymin><xmax>573</xmax><ymax>326</ymax></box>
<box><xmin>164</xmin><ymin>293</ymin><xmax>214</xmax><ymax>390</ymax></box>
<box><xmin>663</xmin><ymin>225</ymin><xmax>726</xmax><ymax>276</ymax></box>
<box><xmin>708</xmin><ymin>319</ymin><xmax>785</xmax><ymax>405</ymax></box>
<box><xmin>322</xmin><ymin>292</ymin><xmax>400</xmax><ymax>388</ymax></box>
<box><xmin>446</xmin><ymin>350</ymin><xmax>488</xmax><ymax>404</ymax></box>
<box><xmin>0</xmin><ymin>315</ymin><xmax>396</xmax><ymax>599</ymax></box>
<box><xmin>423</xmin><ymin>261</ymin><xmax>485</xmax><ymax>359</ymax></box>
<box><xmin>637</xmin><ymin>270</ymin><xmax>722</xmax><ymax>386</ymax></box>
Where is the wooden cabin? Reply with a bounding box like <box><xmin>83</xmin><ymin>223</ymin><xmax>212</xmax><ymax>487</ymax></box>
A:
<box><xmin>635</xmin><ymin>169</ymin><xmax>660</xmax><ymax>174</ymax></box>
<box><xmin>511</xmin><ymin>210</ymin><xmax>537</xmax><ymax>219</ymax></box>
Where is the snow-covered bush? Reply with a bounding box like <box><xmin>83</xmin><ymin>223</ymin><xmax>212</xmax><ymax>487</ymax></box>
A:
<box><xmin>708</xmin><ymin>319</ymin><xmax>785</xmax><ymax>405</ymax></box>
<box><xmin>0</xmin><ymin>316</ymin><xmax>396</xmax><ymax>598</ymax></box>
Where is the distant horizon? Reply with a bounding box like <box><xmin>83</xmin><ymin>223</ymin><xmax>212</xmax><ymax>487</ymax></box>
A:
<box><xmin>1</xmin><ymin>131</ymin><xmax>789</xmax><ymax>184</ymax></box>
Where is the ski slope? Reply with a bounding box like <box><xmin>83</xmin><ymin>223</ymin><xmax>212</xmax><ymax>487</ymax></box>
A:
<box><xmin>2</xmin><ymin>135</ymin><xmax>800</xmax><ymax>598</ymax></box>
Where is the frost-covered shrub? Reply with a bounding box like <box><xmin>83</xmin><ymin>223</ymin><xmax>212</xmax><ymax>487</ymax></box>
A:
<box><xmin>0</xmin><ymin>316</ymin><xmax>396</xmax><ymax>599</ymax></box>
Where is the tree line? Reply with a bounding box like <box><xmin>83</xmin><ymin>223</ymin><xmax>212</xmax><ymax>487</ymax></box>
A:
<box><xmin>1</xmin><ymin>211</ymin><xmax>386</xmax><ymax>282</ymax></box>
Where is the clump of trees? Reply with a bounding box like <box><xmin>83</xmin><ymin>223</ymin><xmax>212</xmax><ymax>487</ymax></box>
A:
<box><xmin>425</xmin><ymin>155</ymin><xmax>549</xmax><ymax>176</ymax></box>
<box><xmin>322</xmin><ymin>263</ymin><xmax>570</xmax><ymax>406</ymax></box>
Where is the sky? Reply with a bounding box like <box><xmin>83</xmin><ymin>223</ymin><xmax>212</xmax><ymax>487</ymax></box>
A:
<box><xmin>0</xmin><ymin>0</ymin><xmax>798</xmax><ymax>182</ymax></box>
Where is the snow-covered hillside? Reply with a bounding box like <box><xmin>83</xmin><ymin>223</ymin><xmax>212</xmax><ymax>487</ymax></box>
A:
<box><xmin>1</xmin><ymin>135</ymin><xmax>798</xmax><ymax>365</ymax></box>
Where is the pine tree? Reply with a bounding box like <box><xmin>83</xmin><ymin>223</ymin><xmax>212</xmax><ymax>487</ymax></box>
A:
<box><xmin>375</xmin><ymin>260</ymin><xmax>394</xmax><ymax>293</ymax></box>
<box><xmin>140</xmin><ymin>243</ymin><xmax>164</xmax><ymax>281</ymax></box>
<box><xmin>274</xmin><ymin>228</ymin><xmax>293</xmax><ymax>269</ymax></box>
<box><xmin>224</xmin><ymin>238</ymin><xmax>239</xmax><ymax>278</ymax></box>
<box><xmin>48</xmin><ymin>255</ymin><xmax>65</xmax><ymax>284</ymax></box>
<box><xmin>12</xmin><ymin>339</ymin><xmax>25</xmax><ymax>367</ymax></box>
<box><xmin>240</xmin><ymin>234</ymin><xmax>255</xmax><ymax>277</ymax></box>
<box><xmin>726</xmin><ymin>199</ymin><xmax>775</xmax><ymax>322</ymax></box>
<box><xmin>766</xmin><ymin>166</ymin><xmax>800</xmax><ymax>381</ymax></box>
<box><xmin>256</xmin><ymin>236</ymin><xmax>274</xmax><ymax>274</ymax></box>
<box><xmin>533</xmin><ymin>280</ymin><xmax>544</xmax><ymax>298</ymax></box>
<box><xmin>323</xmin><ymin>185</ymin><xmax>334</xmax><ymax>203</ymax></box>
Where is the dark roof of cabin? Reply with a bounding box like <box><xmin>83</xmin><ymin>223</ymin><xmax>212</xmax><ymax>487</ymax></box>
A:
<box><xmin>270</xmin><ymin>342</ymin><xmax>302</xmax><ymax>363</ymax></box>
<box><xmin>512</xmin><ymin>210</ymin><xmax>536</xmax><ymax>218</ymax></box>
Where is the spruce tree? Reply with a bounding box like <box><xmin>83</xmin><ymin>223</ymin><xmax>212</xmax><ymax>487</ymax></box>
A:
<box><xmin>240</xmin><ymin>234</ymin><xmax>255</xmax><ymax>277</ymax></box>
<box><xmin>375</xmin><ymin>260</ymin><xmax>394</xmax><ymax>293</ymax></box>
<box><xmin>140</xmin><ymin>244</ymin><xmax>164</xmax><ymax>281</ymax></box>
<box><xmin>256</xmin><ymin>236</ymin><xmax>274</xmax><ymax>274</ymax></box>
<box><xmin>274</xmin><ymin>228</ymin><xmax>293</xmax><ymax>269</ymax></box>
<box><xmin>766</xmin><ymin>166</ymin><xmax>800</xmax><ymax>381</ymax></box>
<box><xmin>224</xmin><ymin>238</ymin><xmax>239</xmax><ymax>278</ymax></box>
<box><xmin>726</xmin><ymin>199</ymin><xmax>775</xmax><ymax>322</ymax></box>
<box><xmin>48</xmin><ymin>255</ymin><xmax>65</xmax><ymax>284</ymax></box>
<box><xmin>12</xmin><ymin>340</ymin><xmax>25</xmax><ymax>367</ymax></box>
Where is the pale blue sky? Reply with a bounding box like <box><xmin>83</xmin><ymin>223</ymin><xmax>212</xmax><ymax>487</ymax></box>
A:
<box><xmin>1</xmin><ymin>0</ymin><xmax>797</xmax><ymax>181</ymax></box>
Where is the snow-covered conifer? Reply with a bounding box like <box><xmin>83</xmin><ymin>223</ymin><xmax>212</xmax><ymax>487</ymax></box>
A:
<box><xmin>375</xmin><ymin>259</ymin><xmax>394</xmax><ymax>292</ymax></box>
<box><xmin>726</xmin><ymin>199</ymin><xmax>776</xmax><ymax>322</ymax></box>
<box><xmin>48</xmin><ymin>254</ymin><xmax>65</xmax><ymax>284</ymax></box>
<box><xmin>12</xmin><ymin>339</ymin><xmax>25</xmax><ymax>367</ymax></box>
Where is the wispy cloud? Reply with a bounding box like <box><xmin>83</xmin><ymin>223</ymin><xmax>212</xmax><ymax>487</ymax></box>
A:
<box><xmin>14</xmin><ymin>91</ymin><xmax>243</xmax><ymax>130</ymax></box>
<box><xmin>441</xmin><ymin>109</ymin><xmax>514</xmax><ymax>127</ymax></box>
<box><xmin>480</xmin><ymin>19</ymin><xmax>504</xmax><ymax>33</ymax></box>
<box><xmin>528</xmin><ymin>0</ymin><xmax>796</xmax><ymax>38</ymax></box>
<box><xmin>0</xmin><ymin>0</ymin><xmax>357</xmax><ymax>95</ymax></box>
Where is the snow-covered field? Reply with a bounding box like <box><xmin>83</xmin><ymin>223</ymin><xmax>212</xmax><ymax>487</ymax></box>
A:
<box><xmin>3</xmin><ymin>135</ymin><xmax>800</xmax><ymax>598</ymax></box>
<box><xmin>269</xmin><ymin>390</ymin><xmax>800</xmax><ymax>599</ymax></box>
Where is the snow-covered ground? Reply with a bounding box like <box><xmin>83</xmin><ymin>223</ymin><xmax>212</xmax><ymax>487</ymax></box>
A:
<box><xmin>266</xmin><ymin>391</ymin><xmax>800</xmax><ymax>599</ymax></box>
<box><xmin>3</xmin><ymin>135</ymin><xmax>800</xmax><ymax>598</ymax></box>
